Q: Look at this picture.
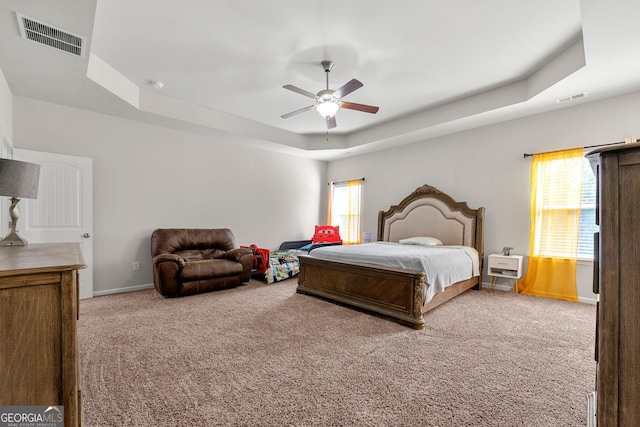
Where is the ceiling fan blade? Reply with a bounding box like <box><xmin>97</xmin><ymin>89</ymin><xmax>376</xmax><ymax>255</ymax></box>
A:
<box><xmin>281</xmin><ymin>105</ymin><xmax>316</xmax><ymax>119</ymax></box>
<box><xmin>340</xmin><ymin>101</ymin><xmax>379</xmax><ymax>114</ymax></box>
<box><xmin>283</xmin><ymin>85</ymin><xmax>317</xmax><ymax>99</ymax></box>
<box><xmin>333</xmin><ymin>79</ymin><xmax>363</xmax><ymax>99</ymax></box>
<box><xmin>327</xmin><ymin>116</ymin><xmax>337</xmax><ymax>129</ymax></box>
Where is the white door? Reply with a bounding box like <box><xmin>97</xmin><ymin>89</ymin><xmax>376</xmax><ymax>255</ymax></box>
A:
<box><xmin>13</xmin><ymin>149</ymin><xmax>93</xmax><ymax>299</ymax></box>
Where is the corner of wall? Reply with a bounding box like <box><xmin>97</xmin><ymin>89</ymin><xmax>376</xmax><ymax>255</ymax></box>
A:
<box><xmin>0</xmin><ymin>66</ymin><xmax>13</xmax><ymax>142</ymax></box>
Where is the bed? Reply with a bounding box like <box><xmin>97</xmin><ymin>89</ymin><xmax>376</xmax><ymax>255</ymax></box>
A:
<box><xmin>296</xmin><ymin>184</ymin><xmax>485</xmax><ymax>330</ymax></box>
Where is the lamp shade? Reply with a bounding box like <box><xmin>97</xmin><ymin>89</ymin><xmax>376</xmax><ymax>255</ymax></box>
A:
<box><xmin>316</xmin><ymin>100</ymin><xmax>340</xmax><ymax>118</ymax></box>
<box><xmin>0</xmin><ymin>158</ymin><xmax>41</xmax><ymax>199</ymax></box>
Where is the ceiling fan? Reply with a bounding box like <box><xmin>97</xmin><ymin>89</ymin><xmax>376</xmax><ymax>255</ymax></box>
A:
<box><xmin>281</xmin><ymin>60</ymin><xmax>379</xmax><ymax>129</ymax></box>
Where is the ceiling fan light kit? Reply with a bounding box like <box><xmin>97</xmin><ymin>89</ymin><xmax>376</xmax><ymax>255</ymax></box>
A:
<box><xmin>316</xmin><ymin>99</ymin><xmax>340</xmax><ymax>118</ymax></box>
<box><xmin>281</xmin><ymin>60</ymin><xmax>379</xmax><ymax>129</ymax></box>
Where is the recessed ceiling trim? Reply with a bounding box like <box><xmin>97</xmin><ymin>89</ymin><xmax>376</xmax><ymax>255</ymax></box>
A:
<box><xmin>16</xmin><ymin>12</ymin><xmax>85</xmax><ymax>58</ymax></box>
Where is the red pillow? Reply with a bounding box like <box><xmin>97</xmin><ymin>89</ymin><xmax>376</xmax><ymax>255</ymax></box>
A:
<box><xmin>312</xmin><ymin>225</ymin><xmax>341</xmax><ymax>243</ymax></box>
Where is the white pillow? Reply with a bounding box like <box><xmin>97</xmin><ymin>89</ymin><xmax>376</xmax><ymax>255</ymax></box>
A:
<box><xmin>399</xmin><ymin>236</ymin><xmax>443</xmax><ymax>247</ymax></box>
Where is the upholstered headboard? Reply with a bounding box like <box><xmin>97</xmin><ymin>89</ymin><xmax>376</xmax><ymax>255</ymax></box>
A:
<box><xmin>377</xmin><ymin>185</ymin><xmax>485</xmax><ymax>263</ymax></box>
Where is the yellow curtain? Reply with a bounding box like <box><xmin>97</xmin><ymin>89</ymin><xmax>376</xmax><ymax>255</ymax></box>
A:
<box><xmin>517</xmin><ymin>148</ymin><xmax>583</xmax><ymax>302</ymax></box>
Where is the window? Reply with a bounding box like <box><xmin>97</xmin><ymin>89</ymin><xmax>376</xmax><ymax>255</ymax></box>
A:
<box><xmin>531</xmin><ymin>150</ymin><xmax>597</xmax><ymax>260</ymax></box>
<box><xmin>328</xmin><ymin>179</ymin><xmax>362</xmax><ymax>244</ymax></box>
<box><xmin>577</xmin><ymin>157</ymin><xmax>598</xmax><ymax>258</ymax></box>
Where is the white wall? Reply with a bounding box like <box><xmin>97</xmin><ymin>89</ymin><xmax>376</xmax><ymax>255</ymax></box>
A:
<box><xmin>13</xmin><ymin>97</ymin><xmax>327</xmax><ymax>294</ymax></box>
<box><xmin>0</xmin><ymin>67</ymin><xmax>11</xmax><ymax>140</ymax></box>
<box><xmin>13</xmin><ymin>89</ymin><xmax>640</xmax><ymax>302</ymax></box>
<box><xmin>328</xmin><ymin>90</ymin><xmax>640</xmax><ymax>304</ymax></box>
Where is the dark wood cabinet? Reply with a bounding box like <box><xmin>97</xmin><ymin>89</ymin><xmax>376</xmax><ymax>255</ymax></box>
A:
<box><xmin>0</xmin><ymin>243</ymin><xmax>86</xmax><ymax>427</ymax></box>
<box><xmin>588</xmin><ymin>143</ymin><xmax>640</xmax><ymax>427</ymax></box>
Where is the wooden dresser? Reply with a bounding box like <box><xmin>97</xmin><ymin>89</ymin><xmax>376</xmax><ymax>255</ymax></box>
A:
<box><xmin>0</xmin><ymin>243</ymin><xmax>86</xmax><ymax>427</ymax></box>
<box><xmin>587</xmin><ymin>143</ymin><xmax>640</xmax><ymax>426</ymax></box>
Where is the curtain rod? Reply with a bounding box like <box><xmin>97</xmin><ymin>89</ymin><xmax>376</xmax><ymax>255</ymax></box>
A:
<box><xmin>523</xmin><ymin>138</ymin><xmax>639</xmax><ymax>159</ymax></box>
<box><xmin>328</xmin><ymin>178</ymin><xmax>365</xmax><ymax>185</ymax></box>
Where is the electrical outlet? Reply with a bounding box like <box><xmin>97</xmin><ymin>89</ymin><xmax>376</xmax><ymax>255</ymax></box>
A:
<box><xmin>132</xmin><ymin>261</ymin><xmax>140</xmax><ymax>271</ymax></box>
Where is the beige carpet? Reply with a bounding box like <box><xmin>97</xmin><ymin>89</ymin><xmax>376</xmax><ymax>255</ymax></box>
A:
<box><xmin>78</xmin><ymin>278</ymin><xmax>596</xmax><ymax>426</ymax></box>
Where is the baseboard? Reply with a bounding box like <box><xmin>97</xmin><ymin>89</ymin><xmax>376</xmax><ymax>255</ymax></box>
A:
<box><xmin>90</xmin><ymin>281</ymin><xmax>599</xmax><ymax>304</ymax></box>
<box><xmin>577</xmin><ymin>296</ymin><xmax>597</xmax><ymax>305</ymax></box>
<box><xmin>482</xmin><ymin>281</ymin><xmax>598</xmax><ymax>305</ymax></box>
<box><xmin>482</xmin><ymin>281</ymin><xmax>515</xmax><ymax>293</ymax></box>
<box><xmin>586</xmin><ymin>390</ymin><xmax>597</xmax><ymax>427</ymax></box>
<box><xmin>92</xmin><ymin>283</ymin><xmax>154</xmax><ymax>297</ymax></box>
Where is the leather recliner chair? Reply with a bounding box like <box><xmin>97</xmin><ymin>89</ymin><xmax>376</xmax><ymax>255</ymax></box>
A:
<box><xmin>151</xmin><ymin>228</ymin><xmax>253</xmax><ymax>297</ymax></box>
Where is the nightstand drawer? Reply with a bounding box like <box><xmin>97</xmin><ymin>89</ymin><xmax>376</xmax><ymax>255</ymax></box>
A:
<box><xmin>489</xmin><ymin>256</ymin><xmax>520</xmax><ymax>271</ymax></box>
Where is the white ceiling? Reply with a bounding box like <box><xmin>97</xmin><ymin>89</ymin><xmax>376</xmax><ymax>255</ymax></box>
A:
<box><xmin>2</xmin><ymin>0</ymin><xmax>640</xmax><ymax>160</ymax></box>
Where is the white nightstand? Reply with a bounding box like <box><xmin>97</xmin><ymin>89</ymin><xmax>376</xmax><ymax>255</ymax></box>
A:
<box><xmin>488</xmin><ymin>254</ymin><xmax>524</xmax><ymax>292</ymax></box>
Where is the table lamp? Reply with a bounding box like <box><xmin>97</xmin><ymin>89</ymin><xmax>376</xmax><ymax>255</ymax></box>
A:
<box><xmin>0</xmin><ymin>158</ymin><xmax>41</xmax><ymax>246</ymax></box>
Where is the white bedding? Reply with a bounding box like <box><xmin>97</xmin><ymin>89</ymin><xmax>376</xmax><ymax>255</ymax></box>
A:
<box><xmin>309</xmin><ymin>242</ymin><xmax>480</xmax><ymax>304</ymax></box>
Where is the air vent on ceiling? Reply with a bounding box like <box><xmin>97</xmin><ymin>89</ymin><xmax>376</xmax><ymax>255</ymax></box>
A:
<box><xmin>556</xmin><ymin>92</ymin><xmax>587</xmax><ymax>104</ymax></box>
<box><xmin>16</xmin><ymin>12</ymin><xmax>85</xmax><ymax>57</ymax></box>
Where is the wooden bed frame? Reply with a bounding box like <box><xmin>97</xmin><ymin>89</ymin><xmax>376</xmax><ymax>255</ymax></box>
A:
<box><xmin>297</xmin><ymin>185</ymin><xmax>485</xmax><ymax>330</ymax></box>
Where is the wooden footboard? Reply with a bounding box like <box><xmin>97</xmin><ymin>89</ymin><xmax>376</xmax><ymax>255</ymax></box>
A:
<box><xmin>297</xmin><ymin>255</ymin><xmax>481</xmax><ymax>329</ymax></box>
<box><xmin>297</xmin><ymin>255</ymin><xmax>427</xmax><ymax>329</ymax></box>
